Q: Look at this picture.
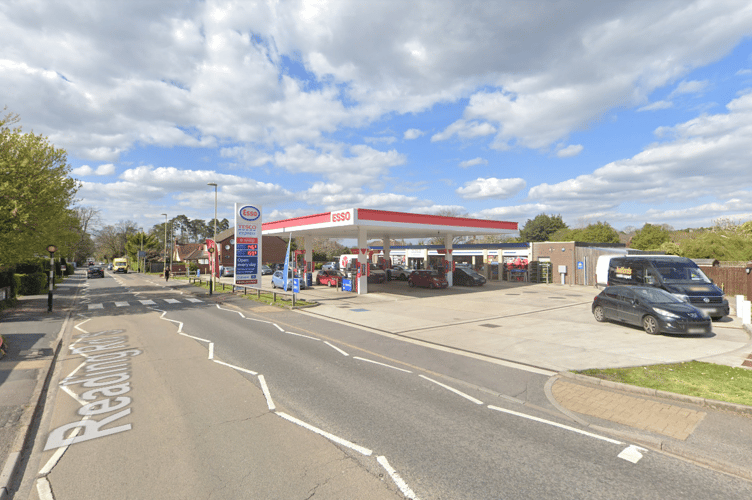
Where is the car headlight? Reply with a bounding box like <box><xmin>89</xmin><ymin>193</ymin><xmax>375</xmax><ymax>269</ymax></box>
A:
<box><xmin>654</xmin><ymin>308</ymin><xmax>680</xmax><ymax>319</ymax></box>
<box><xmin>672</xmin><ymin>293</ymin><xmax>690</xmax><ymax>303</ymax></box>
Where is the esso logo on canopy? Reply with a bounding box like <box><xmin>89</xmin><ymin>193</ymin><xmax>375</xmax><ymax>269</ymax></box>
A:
<box><xmin>332</xmin><ymin>211</ymin><xmax>351</xmax><ymax>223</ymax></box>
<box><xmin>239</xmin><ymin>205</ymin><xmax>261</xmax><ymax>222</ymax></box>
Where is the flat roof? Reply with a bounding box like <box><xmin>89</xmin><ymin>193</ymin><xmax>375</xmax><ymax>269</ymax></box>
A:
<box><xmin>262</xmin><ymin>208</ymin><xmax>518</xmax><ymax>240</ymax></box>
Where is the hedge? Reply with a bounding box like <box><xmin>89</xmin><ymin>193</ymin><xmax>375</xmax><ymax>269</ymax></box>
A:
<box><xmin>15</xmin><ymin>272</ymin><xmax>47</xmax><ymax>296</ymax></box>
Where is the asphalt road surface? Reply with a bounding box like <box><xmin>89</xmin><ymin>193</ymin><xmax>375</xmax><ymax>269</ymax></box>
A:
<box><xmin>17</xmin><ymin>272</ymin><xmax>752</xmax><ymax>499</ymax></box>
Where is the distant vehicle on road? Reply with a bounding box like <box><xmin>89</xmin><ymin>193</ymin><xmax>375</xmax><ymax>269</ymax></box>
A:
<box><xmin>592</xmin><ymin>285</ymin><xmax>712</xmax><ymax>335</ymax></box>
<box><xmin>87</xmin><ymin>266</ymin><xmax>105</xmax><ymax>279</ymax></box>
<box><xmin>221</xmin><ymin>266</ymin><xmax>234</xmax><ymax>277</ymax></box>
<box><xmin>408</xmin><ymin>270</ymin><xmax>448</xmax><ymax>289</ymax></box>
<box><xmin>112</xmin><ymin>257</ymin><xmax>129</xmax><ymax>273</ymax></box>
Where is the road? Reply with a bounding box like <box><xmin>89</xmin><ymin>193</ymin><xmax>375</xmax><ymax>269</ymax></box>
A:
<box><xmin>17</xmin><ymin>272</ymin><xmax>752</xmax><ymax>499</ymax></box>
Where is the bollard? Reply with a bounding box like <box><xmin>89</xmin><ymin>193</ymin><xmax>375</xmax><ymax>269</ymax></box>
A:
<box><xmin>736</xmin><ymin>295</ymin><xmax>745</xmax><ymax>318</ymax></box>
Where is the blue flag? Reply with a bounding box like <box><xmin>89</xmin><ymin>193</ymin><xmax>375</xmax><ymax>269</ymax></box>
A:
<box><xmin>282</xmin><ymin>236</ymin><xmax>292</xmax><ymax>291</ymax></box>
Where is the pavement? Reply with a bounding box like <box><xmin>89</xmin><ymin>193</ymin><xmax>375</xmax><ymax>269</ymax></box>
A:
<box><xmin>2</xmin><ymin>273</ymin><xmax>752</xmax><ymax>499</ymax></box>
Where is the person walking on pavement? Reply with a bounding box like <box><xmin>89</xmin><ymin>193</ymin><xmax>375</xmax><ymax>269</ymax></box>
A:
<box><xmin>165</xmin><ymin>268</ymin><xmax>170</xmax><ymax>281</ymax></box>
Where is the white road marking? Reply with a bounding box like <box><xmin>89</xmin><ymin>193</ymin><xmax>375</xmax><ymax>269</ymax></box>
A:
<box><xmin>36</xmin><ymin>477</ymin><xmax>54</xmax><ymax>500</ymax></box>
<box><xmin>179</xmin><ymin>332</ymin><xmax>210</xmax><ymax>342</ymax></box>
<box><xmin>377</xmin><ymin>456</ymin><xmax>420</xmax><ymax>500</ymax></box>
<box><xmin>258</xmin><ymin>375</ymin><xmax>276</xmax><ymax>410</ymax></box>
<box><xmin>273</xmin><ymin>323</ymin><xmax>285</xmax><ymax>332</ymax></box>
<box><xmin>324</xmin><ymin>341</ymin><xmax>349</xmax><ymax>356</ymax></box>
<box><xmin>353</xmin><ymin>356</ymin><xmax>412</xmax><ymax>373</ymax></box>
<box><xmin>186</xmin><ymin>298</ymin><xmax>203</xmax><ymax>303</ymax></box>
<box><xmin>488</xmin><ymin>405</ymin><xmax>623</xmax><ymax>445</ymax></box>
<box><xmin>208</xmin><ymin>342</ymin><xmax>214</xmax><ymax>359</ymax></box>
<box><xmin>139</xmin><ymin>299</ymin><xmax>156</xmax><ymax>305</ymax></box>
<box><xmin>276</xmin><ymin>412</ymin><xmax>373</xmax><ymax>456</ymax></box>
<box><xmin>217</xmin><ymin>304</ymin><xmax>245</xmax><ymax>318</ymax></box>
<box><xmin>87</xmin><ymin>304</ymin><xmax>103</xmax><ymax>310</ymax></box>
<box><xmin>285</xmin><ymin>331</ymin><xmax>320</xmax><ymax>340</ymax></box>
<box><xmin>213</xmin><ymin>360</ymin><xmax>258</xmax><ymax>375</ymax></box>
<box><xmin>419</xmin><ymin>375</ymin><xmax>483</xmax><ymax>405</ymax></box>
<box><xmin>115</xmin><ymin>301</ymin><xmax>129</xmax><ymax>307</ymax></box>
<box><xmin>618</xmin><ymin>445</ymin><xmax>647</xmax><ymax>463</ymax></box>
<box><xmin>164</xmin><ymin>298</ymin><xmax>180</xmax><ymax>304</ymax></box>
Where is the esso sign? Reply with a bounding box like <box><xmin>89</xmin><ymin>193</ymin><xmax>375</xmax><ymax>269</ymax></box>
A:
<box><xmin>331</xmin><ymin>211</ymin><xmax>351</xmax><ymax>223</ymax></box>
<box><xmin>239</xmin><ymin>205</ymin><xmax>261</xmax><ymax>222</ymax></box>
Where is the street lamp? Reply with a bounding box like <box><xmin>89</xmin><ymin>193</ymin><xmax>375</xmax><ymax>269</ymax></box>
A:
<box><xmin>140</xmin><ymin>227</ymin><xmax>144</xmax><ymax>273</ymax></box>
<box><xmin>208</xmin><ymin>182</ymin><xmax>218</xmax><ymax>291</ymax></box>
<box><xmin>161</xmin><ymin>213</ymin><xmax>167</xmax><ymax>277</ymax></box>
<box><xmin>46</xmin><ymin>244</ymin><xmax>57</xmax><ymax>312</ymax></box>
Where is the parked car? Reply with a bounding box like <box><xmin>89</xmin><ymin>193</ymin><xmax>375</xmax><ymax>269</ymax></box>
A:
<box><xmin>87</xmin><ymin>266</ymin><xmax>105</xmax><ymax>279</ymax></box>
<box><xmin>220</xmin><ymin>266</ymin><xmax>234</xmax><ymax>277</ymax></box>
<box><xmin>271</xmin><ymin>270</ymin><xmax>307</xmax><ymax>290</ymax></box>
<box><xmin>368</xmin><ymin>268</ymin><xmax>387</xmax><ymax>283</ymax></box>
<box><xmin>602</xmin><ymin>255</ymin><xmax>729</xmax><ymax>320</ymax></box>
<box><xmin>389</xmin><ymin>265</ymin><xmax>412</xmax><ymax>281</ymax></box>
<box><xmin>453</xmin><ymin>267</ymin><xmax>486</xmax><ymax>286</ymax></box>
<box><xmin>592</xmin><ymin>285</ymin><xmax>712</xmax><ymax>335</ymax></box>
<box><xmin>316</xmin><ymin>269</ymin><xmax>344</xmax><ymax>286</ymax></box>
<box><xmin>261</xmin><ymin>264</ymin><xmax>273</xmax><ymax>275</ymax></box>
<box><xmin>107</xmin><ymin>264</ymin><xmax>113</xmax><ymax>270</ymax></box>
<box><xmin>321</xmin><ymin>261</ymin><xmax>340</xmax><ymax>271</ymax></box>
<box><xmin>408</xmin><ymin>270</ymin><xmax>448</xmax><ymax>289</ymax></box>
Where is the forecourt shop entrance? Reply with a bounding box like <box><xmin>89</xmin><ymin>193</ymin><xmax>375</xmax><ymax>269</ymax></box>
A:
<box><xmin>262</xmin><ymin>208</ymin><xmax>518</xmax><ymax>295</ymax></box>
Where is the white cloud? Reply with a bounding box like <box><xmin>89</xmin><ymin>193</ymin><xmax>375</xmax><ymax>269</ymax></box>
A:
<box><xmin>555</xmin><ymin>144</ymin><xmax>584</xmax><ymax>158</ymax></box>
<box><xmin>431</xmin><ymin>120</ymin><xmax>496</xmax><ymax>142</ymax></box>
<box><xmin>669</xmin><ymin>79</ymin><xmax>709</xmax><ymax>97</ymax></box>
<box><xmin>71</xmin><ymin>163</ymin><xmax>116</xmax><ymax>176</ymax></box>
<box><xmin>404</xmin><ymin>128</ymin><xmax>424</xmax><ymax>140</ymax></box>
<box><xmin>638</xmin><ymin>100</ymin><xmax>674</xmax><ymax>112</ymax></box>
<box><xmin>456</xmin><ymin>177</ymin><xmax>526</xmax><ymax>200</ymax></box>
<box><xmin>458</xmin><ymin>157</ymin><xmax>488</xmax><ymax>168</ymax></box>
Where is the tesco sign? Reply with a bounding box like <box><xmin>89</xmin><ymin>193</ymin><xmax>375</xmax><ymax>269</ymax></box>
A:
<box><xmin>331</xmin><ymin>211</ymin><xmax>351</xmax><ymax>223</ymax></box>
<box><xmin>239</xmin><ymin>205</ymin><xmax>261</xmax><ymax>222</ymax></box>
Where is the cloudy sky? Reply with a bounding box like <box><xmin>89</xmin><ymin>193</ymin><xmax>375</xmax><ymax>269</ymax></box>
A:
<box><xmin>4</xmin><ymin>0</ymin><xmax>752</xmax><ymax>234</ymax></box>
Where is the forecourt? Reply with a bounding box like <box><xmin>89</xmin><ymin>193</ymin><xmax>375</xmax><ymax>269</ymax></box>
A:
<box><xmin>261</xmin><ymin>208</ymin><xmax>518</xmax><ymax>294</ymax></box>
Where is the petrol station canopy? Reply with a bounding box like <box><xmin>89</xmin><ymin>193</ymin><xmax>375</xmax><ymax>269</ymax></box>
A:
<box><xmin>262</xmin><ymin>208</ymin><xmax>518</xmax><ymax>241</ymax></box>
<box><xmin>261</xmin><ymin>208</ymin><xmax>518</xmax><ymax>294</ymax></box>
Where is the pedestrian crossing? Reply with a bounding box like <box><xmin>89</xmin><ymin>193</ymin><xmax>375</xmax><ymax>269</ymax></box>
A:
<box><xmin>85</xmin><ymin>297</ymin><xmax>204</xmax><ymax>310</ymax></box>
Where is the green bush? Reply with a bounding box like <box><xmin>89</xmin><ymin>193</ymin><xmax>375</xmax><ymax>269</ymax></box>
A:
<box><xmin>15</xmin><ymin>272</ymin><xmax>47</xmax><ymax>296</ymax></box>
<box><xmin>14</xmin><ymin>258</ymin><xmax>46</xmax><ymax>274</ymax></box>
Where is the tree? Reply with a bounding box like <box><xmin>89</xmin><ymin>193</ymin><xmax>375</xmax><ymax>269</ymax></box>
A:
<box><xmin>95</xmin><ymin>220</ymin><xmax>139</xmax><ymax>259</ymax></box>
<box><xmin>630</xmin><ymin>223</ymin><xmax>671</xmax><ymax>250</ymax></box>
<box><xmin>125</xmin><ymin>232</ymin><xmax>161</xmax><ymax>271</ymax></box>
<box><xmin>519</xmin><ymin>214</ymin><xmax>567</xmax><ymax>242</ymax></box>
<box><xmin>0</xmin><ymin>110</ymin><xmax>79</xmax><ymax>266</ymax></box>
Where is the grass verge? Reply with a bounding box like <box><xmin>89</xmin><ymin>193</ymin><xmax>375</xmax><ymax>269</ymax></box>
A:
<box><xmin>184</xmin><ymin>278</ymin><xmax>315</xmax><ymax>308</ymax></box>
<box><xmin>577</xmin><ymin>361</ymin><xmax>752</xmax><ymax>407</ymax></box>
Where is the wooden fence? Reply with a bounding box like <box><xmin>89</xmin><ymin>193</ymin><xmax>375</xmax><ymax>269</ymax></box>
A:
<box><xmin>701</xmin><ymin>266</ymin><xmax>752</xmax><ymax>300</ymax></box>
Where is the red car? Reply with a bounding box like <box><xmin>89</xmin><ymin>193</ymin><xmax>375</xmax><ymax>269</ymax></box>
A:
<box><xmin>408</xmin><ymin>270</ymin><xmax>448</xmax><ymax>289</ymax></box>
<box><xmin>316</xmin><ymin>269</ymin><xmax>344</xmax><ymax>286</ymax></box>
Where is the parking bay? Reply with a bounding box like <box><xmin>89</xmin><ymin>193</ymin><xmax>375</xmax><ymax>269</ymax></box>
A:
<box><xmin>295</xmin><ymin>279</ymin><xmax>751</xmax><ymax>372</ymax></box>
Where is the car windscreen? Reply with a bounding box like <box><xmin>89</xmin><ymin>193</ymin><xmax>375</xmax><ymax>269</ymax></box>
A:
<box><xmin>633</xmin><ymin>287</ymin><xmax>683</xmax><ymax>304</ymax></box>
<box><xmin>653</xmin><ymin>262</ymin><xmax>711</xmax><ymax>283</ymax></box>
<box><xmin>462</xmin><ymin>269</ymin><xmax>482</xmax><ymax>278</ymax></box>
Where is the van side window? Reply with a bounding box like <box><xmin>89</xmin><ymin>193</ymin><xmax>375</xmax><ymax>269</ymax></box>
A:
<box><xmin>645</xmin><ymin>269</ymin><xmax>659</xmax><ymax>285</ymax></box>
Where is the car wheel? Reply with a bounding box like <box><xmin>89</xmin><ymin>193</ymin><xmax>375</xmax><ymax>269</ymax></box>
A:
<box><xmin>272</xmin><ymin>282</ymin><xmax>276</xmax><ymax>289</ymax></box>
<box><xmin>593</xmin><ymin>306</ymin><xmax>606</xmax><ymax>322</ymax></box>
<box><xmin>400</xmin><ymin>274</ymin><xmax>407</xmax><ymax>281</ymax></box>
<box><xmin>642</xmin><ymin>315</ymin><xmax>659</xmax><ymax>335</ymax></box>
<box><xmin>408</xmin><ymin>280</ymin><xmax>415</xmax><ymax>287</ymax></box>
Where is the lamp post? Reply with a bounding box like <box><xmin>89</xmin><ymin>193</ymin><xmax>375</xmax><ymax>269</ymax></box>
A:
<box><xmin>140</xmin><ymin>227</ymin><xmax>144</xmax><ymax>273</ymax></box>
<box><xmin>161</xmin><ymin>213</ymin><xmax>167</xmax><ymax>277</ymax></box>
<box><xmin>208</xmin><ymin>182</ymin><xmax>218</xmax><ymax>291</ymax></box>
<box><xmin>47</xmin><ymin>244</ymin><xmax>57</xmax><ymax>312</ymax></box>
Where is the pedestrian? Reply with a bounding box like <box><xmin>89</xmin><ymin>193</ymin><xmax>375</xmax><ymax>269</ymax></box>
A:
<box><xmin>165</xmin><ymin>268</ymin><xmax>170</xmax><ymax>281</ymax></box>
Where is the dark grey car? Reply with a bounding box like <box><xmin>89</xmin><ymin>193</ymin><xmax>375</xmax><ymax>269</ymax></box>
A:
<box><xmin>592</xmin><ymin>285</ymin><xmax>712</xmax><ymax>335</ymax></box>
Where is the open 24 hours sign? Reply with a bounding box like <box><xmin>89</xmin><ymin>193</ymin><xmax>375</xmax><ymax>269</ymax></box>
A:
<box><xmin>234</xmin><ymin>204</ymin><xmax>262</xmax><ymax>285</ymax></box>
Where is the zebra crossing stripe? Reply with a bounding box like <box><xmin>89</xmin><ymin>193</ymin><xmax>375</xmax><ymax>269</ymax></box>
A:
<box><xmin>88</xmin><ymin>304</ymin><xmax>104</xmax><ymax>310</ymax></box>
<box><xmin>115</xmin><ymin>302</ymin><xmax>130</xmax><ymax>307</ymax></box>
<box><xmin>139</xmin><ymin>300</ymin><xmax>157</xmax><ymax>305</ymax></box>
<box><xmin>186</xmin><ymin>298</ymin><xmax>203</xmax><ymax>303</ymax></box>
<box><xmin>164</xmin><ymin>299</ymin><xmax>180</xmax><ymax>304</ymax></box>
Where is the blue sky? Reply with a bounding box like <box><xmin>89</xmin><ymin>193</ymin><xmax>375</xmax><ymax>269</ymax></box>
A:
<box><xmin>3</xmin><ymin>0</ymin><xmax>752</xmax><ymax>235</ymax></box>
